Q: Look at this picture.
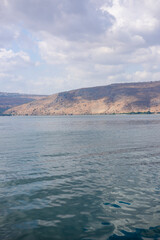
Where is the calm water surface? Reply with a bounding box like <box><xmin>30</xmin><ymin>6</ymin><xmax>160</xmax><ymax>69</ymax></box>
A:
<box><xmin>0</xmin><ymin>115</ymin><xmax>160</xmax><ymax>240</ymax></box>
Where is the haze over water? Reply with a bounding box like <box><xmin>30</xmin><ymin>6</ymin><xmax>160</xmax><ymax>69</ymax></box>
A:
<box><xmin>0</xmin><ymin>115</ymin><xmax>160</xmax><ymax>240</ymax></box>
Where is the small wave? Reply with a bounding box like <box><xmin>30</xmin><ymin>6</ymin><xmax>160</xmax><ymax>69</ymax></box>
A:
<box><xmin>108</xmin><ymin>225</ymin><xmax>160</xmax><ymax>240</ymax></box>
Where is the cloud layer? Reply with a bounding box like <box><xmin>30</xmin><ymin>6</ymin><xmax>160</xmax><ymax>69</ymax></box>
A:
<box><xmin>0</xmin><ymin>0</ymin><xmax>160</xmax><ymax>94</ymax></box>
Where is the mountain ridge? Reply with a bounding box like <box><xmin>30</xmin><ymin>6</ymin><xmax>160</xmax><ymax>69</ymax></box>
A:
<box><xmin>4</xmin><ymin>80</ymin><xmax>160</xmax><ymax>115</ymax></box>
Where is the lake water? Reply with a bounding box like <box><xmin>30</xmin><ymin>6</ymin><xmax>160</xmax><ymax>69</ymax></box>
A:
<box><xmin>0</xmin><ymin>115</ymin><xmax>160</xmax><ymax>240</ymax></box>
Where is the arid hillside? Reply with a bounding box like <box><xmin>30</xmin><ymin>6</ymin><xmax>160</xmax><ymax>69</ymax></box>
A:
<box><xmin>0</xmin><ymin>93</ymin><xmax>46</xmax><ymax>115</ymax></box>
<box><xmin>4</xmin><ymin>81</ymin><xmax>160</xmax><ymax>115</ymax></box>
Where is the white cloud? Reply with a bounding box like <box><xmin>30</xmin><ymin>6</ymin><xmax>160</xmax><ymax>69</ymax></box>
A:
<box><xmin>103</xmin><ymin>0</ymin><xmax>159</xmax><ymax>33</ymax></box>
<box><xmin>103</xmin><ymin>0</ymin><xmax>160</xmax><ymax>46</ymax></box>
<box><xmin>0</xmin><ymin>0</ymin><xmax>160</xmax><ymax>94</ymax></box>
<box><xmin>126</xmin><ymin>71</ymin><xmax>160</xmax><ymax>83</ymax></box>
<box><xmin>38</xmin><ymin>35</ymin><xmax>69</xmax><ymax>64</ymax></box>
<box><xmin>0</xmin><ymin>48</ymin><xmax>30</xmax><ymax>71</ymax></box>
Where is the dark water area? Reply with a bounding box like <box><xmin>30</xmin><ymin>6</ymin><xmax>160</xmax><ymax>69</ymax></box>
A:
<box><xmin>0</xmin><ymin>115</ymin><xmax>160</xmax><ymax>240</ymax></box>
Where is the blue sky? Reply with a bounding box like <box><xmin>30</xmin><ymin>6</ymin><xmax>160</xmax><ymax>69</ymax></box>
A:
<box><xmin>1</xmin><ymin>0</ymin><xmax>160</xmax><ymax>94</ymax></box>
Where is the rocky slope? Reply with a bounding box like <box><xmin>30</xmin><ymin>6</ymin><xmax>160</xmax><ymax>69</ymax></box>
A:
<box><xmin>5</xmin><ymin>81</ymin><xmax>160</xmax><ymax>115</ymax></box>
<box><xmin>0</xmin><ymin>93</ymin><xmax>46</xmax><ymax>115</ymax></box>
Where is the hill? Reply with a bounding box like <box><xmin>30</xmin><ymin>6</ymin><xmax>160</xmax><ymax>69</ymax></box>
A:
<box><xmin>0</xmin><ymin>93</ymin><xmax>46</xmax><ymax>115</ymax></box>
<box><xmin>4</xmin><ymin>81</ymin><xmax>160</xmax><ymax>115</ymax></box>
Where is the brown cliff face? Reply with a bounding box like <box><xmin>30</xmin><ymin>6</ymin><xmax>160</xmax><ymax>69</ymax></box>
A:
<box><xmin>4</xmin><ymin>81</ymin><xmax>160</xmax><ymax>115</ymax></box>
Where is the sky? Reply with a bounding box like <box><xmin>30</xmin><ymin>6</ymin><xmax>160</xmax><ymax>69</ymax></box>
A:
<box><xmin>0</xmin><ymin>0</ymin><xmax>160</xmax><ymax>94</ymax></box>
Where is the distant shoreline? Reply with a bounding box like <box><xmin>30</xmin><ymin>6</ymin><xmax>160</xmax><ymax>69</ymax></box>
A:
<box><xmin>1</xmin><ymin>111</ymin><xmax>159</xmax><ymax>116</ymax></box>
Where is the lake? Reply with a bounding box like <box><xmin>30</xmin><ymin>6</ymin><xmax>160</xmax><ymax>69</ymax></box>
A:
<box><xmin>0</xmin><ymin>115</ymin><xmax>160</xmax><ymax>240</ymax></box>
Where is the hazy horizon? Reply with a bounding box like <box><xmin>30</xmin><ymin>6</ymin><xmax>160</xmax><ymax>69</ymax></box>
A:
<box><xmin>1</xmin><ymin>79</ymin><xmax>160</xmax><ymax>96</ymax></box>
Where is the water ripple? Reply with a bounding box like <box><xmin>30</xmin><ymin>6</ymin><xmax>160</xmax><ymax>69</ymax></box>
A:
<box><xmin>0</xmin><ymin>115</ymin><xmax>160</xmax><ymax>239</ymax></box>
